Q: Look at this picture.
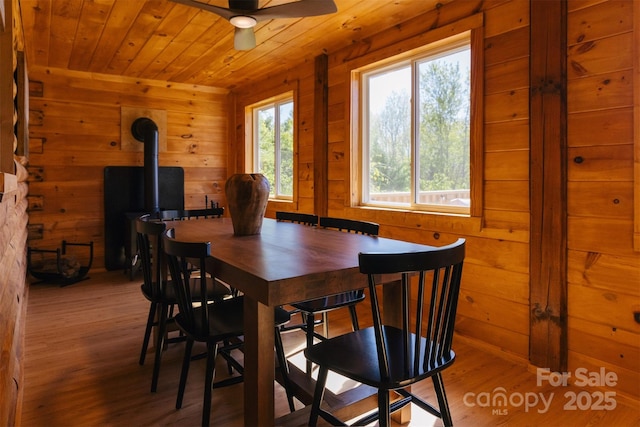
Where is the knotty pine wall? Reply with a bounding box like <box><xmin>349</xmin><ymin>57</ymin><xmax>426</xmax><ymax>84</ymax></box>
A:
<box><xmin>26</xmin><ymin>68</ymin><xmax>231</xmax><ymax>270</ymax></box>
<box><xmin>566</xmin><ymin>0</ymin><xmax>639</xmax><ymax>401</ymax></box>
<box><xmin>233</xmin><ymin>0</ymin><xmax>639</xmax><ymax>403</ymax></box>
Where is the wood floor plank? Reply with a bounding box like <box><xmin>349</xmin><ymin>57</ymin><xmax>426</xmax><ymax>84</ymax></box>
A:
<box><xmin>21</xmin><ymin>271</ymin><xmax>639</xmax><ymax>426</ymax></box>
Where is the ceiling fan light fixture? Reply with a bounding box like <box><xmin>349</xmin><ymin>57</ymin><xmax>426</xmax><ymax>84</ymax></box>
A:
<box><xmin>234</xmin><ymin>27</ymin><xmax>257</xmax><ymax>50</ymax></box>
<box><xmin>230</xmin><ymin>15</ymin><xmax>257</xmax><ymax>29</ymax></box>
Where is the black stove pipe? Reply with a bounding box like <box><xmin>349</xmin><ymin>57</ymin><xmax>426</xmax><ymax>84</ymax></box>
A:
<box><xmin>131</xmin><ymin>117</ymin><xmax>159</xmax><ymax>214</ymax></box>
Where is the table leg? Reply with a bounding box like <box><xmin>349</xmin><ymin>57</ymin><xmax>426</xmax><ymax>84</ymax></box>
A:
<box><xmin>383</xmin><ymin>279</ymin><xmax>412</xmax><ymax>423</ymax></box>
<box><xmin>243</xmin><ymin>296</ymin><xmax>275</xmax><ymax>427</ymax></box>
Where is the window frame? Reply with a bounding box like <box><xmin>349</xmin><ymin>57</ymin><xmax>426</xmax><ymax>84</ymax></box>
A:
<box><xmin>358</xmin><ymin>33</ymin><xmax>472</xmax><ymax>215</ymax></box>
<box><xmin>248</xmin><ymin>91</ymin><xmax>295</xmax><ymax>202</ymax></box>
<box><xmin>350</xmin><ymin>20</ymin><xmax>484</xmax><ymax>220</ymax></box>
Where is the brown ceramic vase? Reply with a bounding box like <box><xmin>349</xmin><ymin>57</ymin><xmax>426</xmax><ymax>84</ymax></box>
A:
<box><xmin>224</xmin><ymin>173</ymin><xmax>270</xmax><ymax>236</ymax></box>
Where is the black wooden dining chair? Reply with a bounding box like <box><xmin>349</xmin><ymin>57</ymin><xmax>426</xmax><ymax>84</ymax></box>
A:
<box><xmin>305</xmin><ymin>238</ymin><xmax>466</xmax><ymax>427</ymax></box>
<box><xmin>290</xmin><ymin>216</ymin><xmax>379</xmax><ymax>374</ymax></box>
<box><xmin>159</xmin><ymin>207</ymin><xmax>225</xmax><ymax>221</ymax></box>
<box><xmin>136</xmin><ymin>214</ymin><xmax>230</xmax><ymax>393</ymax></box>
<box><xmin>275</xmin><ymin>210</ymin><xmax>318</xmax><ymax>225</ymax></box>
<box><xmin>162</xmin><ymin>228</ymin><xmax>296</xmax><ymax>426</ymax></box>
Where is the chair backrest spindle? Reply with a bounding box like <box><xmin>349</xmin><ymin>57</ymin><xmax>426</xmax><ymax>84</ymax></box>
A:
<box><xmin>319</xmin><ymin>217</ymin><xmax>379</xmax><ymax>235</ymax></box>
<box><xmin>160</xmin><ymin>207</ymin><xmax>225</xmax><ymax>221</ymax></box>
<box><xmin>275</xmin><ymin>211</ymin><xmax>318</xmax><ymax>226</ymax></box>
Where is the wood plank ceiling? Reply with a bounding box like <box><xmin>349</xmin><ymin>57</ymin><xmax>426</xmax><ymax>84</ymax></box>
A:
<box><xmin>19</xmin><ymin>0</ymin><xmax>446</xmax><ymax>90</ymax></box>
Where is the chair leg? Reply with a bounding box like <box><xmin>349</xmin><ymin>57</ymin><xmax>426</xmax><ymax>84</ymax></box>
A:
<box><xmin>348</xmin><ymin>304</ymin><xmax>360</xmax><ymax>331</ymax></box>
<box><xmin>151</xmin><ymin>303</ymin><xmax>169</xmax><ymax>392</ymax></box>
<box><xmin>432</xmin><ymin>373</ymin><xmax>453</xmax><ymax>427</ymax></box>
<box><xmin>223</xmin><ymin>339</ymin><xmax>233</xmax><ymax>375</ymax></box>
<box><xmin>274</xmin><ymin>327</ymin><xmax>295</xmax><ymax>412</ymax></box>
<box><xmin>202</xmin><ymin>342</ymin><xmax>218</xmax><ymax>427</ymax></box>
<box><xmin>308</xmin><ymin>366</ymin><xmax>329</xmax><ymax>427</ymax></box>
<box><xmin>378</xmin><ymin>390</ymin><xmax>391</xmax><ymax>427</ymax></box>
<box><xmin>176</xmin><ymin>339</ymin><xmax>194</xmax><ymax>409</ymax></box>
<box><xmin>139</xmin><ymin>301</ymin><xmax>157</xmax><ymax>365</ymax></box>
<box><xmin>305</xmin><ymin>313</ymin><xmax>315</xmax><ymax>375</ymax></box>
<box><xmin>321</xmin><ymin>312</ymin><xmax>329</xmax><ymax>337</ymax></box>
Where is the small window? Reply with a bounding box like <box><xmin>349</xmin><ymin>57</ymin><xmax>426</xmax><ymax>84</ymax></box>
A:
<box><xmin>359</xmin><ymin>35</ymin><xmax>471</xmax><ymax>215</ymax></box>
<box><xmin>252</xmin><ymin>94</ymin><xmax>294</xmax><ymax>200</ymax></box>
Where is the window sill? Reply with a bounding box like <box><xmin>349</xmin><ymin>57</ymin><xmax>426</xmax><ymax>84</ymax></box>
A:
<box><xmin>345</xmin><ymin>205</ymin><xmax>483</xmax><ymax>234</ymax></box>
<box><xmin>0</xmin><ymin>172</ymin><xmax>17</xmax><ymax>202</ymax></box>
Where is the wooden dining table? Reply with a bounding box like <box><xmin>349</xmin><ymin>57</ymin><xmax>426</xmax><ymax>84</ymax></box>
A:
<box><xmin>168</xmin><ymin>217</ymin><xmax>437</xmax><ymax>426</ymax></box>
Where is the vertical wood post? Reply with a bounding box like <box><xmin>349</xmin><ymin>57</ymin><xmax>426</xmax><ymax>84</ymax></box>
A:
<box><xmin>529</xmin><ymin>0</ymin><xmax>568</xmax><ymax>371</ymax></box>
<box><xmin>314</xmin><ymin>54</ymin><xmax>329</xmax><ymax>217</ymax></box>
<box><xmin>0</xmin><ymin>0</ymin><xmax>14</xmax><ymax>175</ymax></box>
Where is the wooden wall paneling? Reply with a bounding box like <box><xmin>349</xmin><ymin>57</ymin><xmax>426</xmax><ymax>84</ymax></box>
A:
<box><xmin>567</xmin><ymin>249</ymin><xmax>640</xmax><ymax>296</ymax></box>
<box><xmin>455</xmin><ymin>315</ymin><xmax>529</xmax><ymax>357</ymax></box>
<box><xmin>565</xmin><ymin>0</ymin><xmax>640</xmax><ymax>401</ymax></box>
<box><xmin>568</xmin><ymin>317</ymin><xmax>639</xmax><ymax>374</ymax></box>
<box><xmin>568</xmin><ymin>282</ymin><xmax>638</xmax><ymax>334</ymax></box>
<box><xmin>26</xmin><ymin>68</ymin><xmax>227</xmax><ymax>114</ymax></box>
<box><xmin>484</xmin><ymin>25</ymin><xmax>529</xmax><ymax>66</ymax></box>
<box><xmin>483</xmin><ymin>180</ymin><xmax>529</xmax><ymax>212</ymax></box>
<box><xmin>484</xmin><ymin>150</ymin><xmax>529</xmax><ymax>180</ymax></box>
<box><xmin>0</xmin><ymin>0</ymin><xmax>12</xmax><ymax>175</ymax></box>
<box><xmin>313</xmin><ymin>54</ymin><xmax>328</xmax><ymax>217</ymax></box>
<box><xmin>567</xmin><ymin>0</ymin><xmax>633</xmax><ymax>44</ymax></box>
<box><xmin>529</xmin><ymin>0</ymin><xmax>567</xmax><ymax>372</ymax></box>
<box><xmin>568</xmin><ymin>70</ymin><xmax>633</xmax><ymax>113</ymax></box>
<box><xmin>458</xmin><ymin>287</ymin><xmax>529</xmax><ymax>335</ymax></box>
<box><xmin>482</xmin><ymin>209</ymin><xmax>529</xmax><ymax>236</ymax></box>
<box><xmin>484</xmin><ymin>119</ymin><xmax>529</xmax><ymax>151</ymax></box>
<box><xmin>462</xmin><ymin>262</ymin><xmax>529</xmax><ymax>304</ymax></box>
<box><xmin>27</xmin><ymin>66</ymin><xmax>230</xmax><ymax>269</ymax></box>
<box><xmin>568</xmin><ymin>181</ymin><xmax>633</xmax><ymax>219</ymax></box>
<box><xmin>482</xmin><ymin>0</ymin><xmax>529</xmax><ymax>38</ymax></box>
<box><xmin>568</xmin><ymin>108</ymin><xmax>633</xmax><ymax>148</ymax></box>
<box><xmin>484</xmin><ymin>88</ymin><xmax>529</xmax><ymax>122</ymax></box>
<box><xmin>568</xmin><ymin>31</ymin><xmax>632</xmax><ymax>79</ymax></box>
<box><xmin>568</xmin><ymin>350</ymin><xmax>639</xmax><ymax>403</ymax></box>
<box><xmin>568</xmin><ymin>144</ymin><xmax>634</xmax><ymax>181</ymax></box>
<box><xmin>485</xmin><ymin>56</ymin><xmax>529</xmax><ymax>95</ymax></box>
<box><xmin>634</xmin><ymin>0</ymin><xmax>640</xmax><ymax>251</ymax></box>
<box><xmin>568</xmin><ymin>217</ymin><xmax>636</xmax><ymax>257</ymax></box>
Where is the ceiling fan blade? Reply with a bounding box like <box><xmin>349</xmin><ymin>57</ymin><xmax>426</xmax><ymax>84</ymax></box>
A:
<box><xmin>234</xmin><ymin>27</ymin><xmax>256</xmax><ymax>50</ymax></box>
<box><xmin>252</xmin><ymin>0</ymin><xmax>337</xmax><ymax>21</ymax></box>
<box><xmin>169</xmin><ymin>0</ymin><xmax>236</xmax><ymax>20</ymax></box>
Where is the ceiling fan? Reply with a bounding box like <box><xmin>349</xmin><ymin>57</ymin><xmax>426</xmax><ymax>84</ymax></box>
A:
<box><xmin>170</xmin><ymin>0</ymin><xmax>338</xmax><ymax>50</ymax></box>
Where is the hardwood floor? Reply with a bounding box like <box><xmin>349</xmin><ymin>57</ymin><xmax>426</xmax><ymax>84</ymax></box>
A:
<box><xmin>21</xmin><ymin>270</ymin><xmax>639</xmax><ymax>426</ymax></box>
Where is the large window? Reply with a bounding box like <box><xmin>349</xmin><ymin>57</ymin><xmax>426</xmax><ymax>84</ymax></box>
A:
<box><xmin>360</xmin><ymin>35</ymin><xmax>471</xmax><ymax>214</ymax></box>
<box><xmin>252</xmin><ymin>95</ymin><xmax>294</xmax><ymax>200</ymax></box>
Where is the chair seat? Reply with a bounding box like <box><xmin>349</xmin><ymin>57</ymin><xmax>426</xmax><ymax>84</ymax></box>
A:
<box><xmin>305</xmin><ymin>326</ymin><xmax>456</xmax><ymax>390</ymax></box>
<box><xmin>174</xmin><ymin>296</ymin><xmax>292</xmax><ymax>343</ymax></box>
<box><xmin>140</xmin><ymin>277</ymin><xmax>231</xmax><ymax>304</ymax></box>
<box><xmin>291</xmin><ymin>290</ymin><xmax>365</xmax><ymax>314</ymax></box>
